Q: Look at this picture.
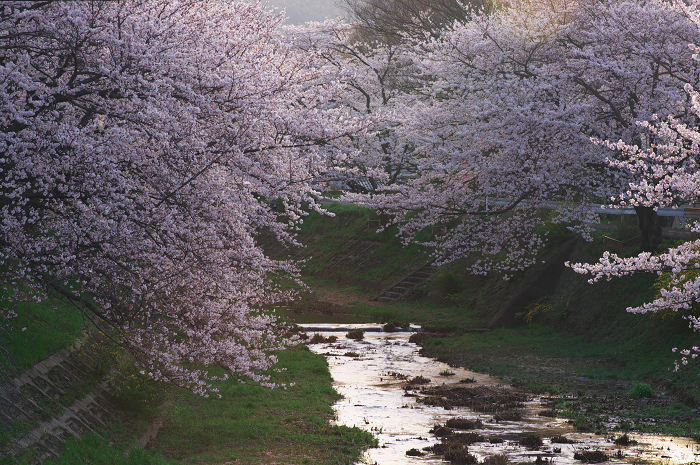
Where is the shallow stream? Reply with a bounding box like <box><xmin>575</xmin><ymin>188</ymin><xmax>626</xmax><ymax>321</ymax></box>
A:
<box><xmin>303</xmin><ymin>324</ymin><xmax>700</xmax><ymax>465</ymax></box>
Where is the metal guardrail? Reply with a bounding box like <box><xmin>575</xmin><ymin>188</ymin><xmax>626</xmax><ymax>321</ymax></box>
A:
<box><xmin>591</xmin><ymin>205</ymin><xmax>700</xmax><ymax>217</ymax></box>
<box><xmin>591</xmin><ymin>206</ymin><xmax>700</xmax><ymax>228</ymax></box>
<box><xmin>485</xmin><ymin>199</ymin><xmax>700</xmax><ymax>225</ymax></box>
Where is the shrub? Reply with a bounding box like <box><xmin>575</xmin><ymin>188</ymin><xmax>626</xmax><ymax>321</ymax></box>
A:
<box><xmin>308</xmin><ymin>334</ymin><xmax>337</xmax><ymax>344</ymax></box>
<box><xmin>627</xmin><ymin>382</ymin><xmax>654</xmax><ymax>398</ymax></box>
<box><xmin>493</xmin><ymin>411</ymin><xmax>521</xmax><ymax>421</ymax></box>
<box><xmin>483</xmin><ymin>453</ymin><xmax>509</xmax><ymax>465</ymax></box>
<box><xmin>613</xmin><ymin>433</ymin><xmax>637</xmax><ymax>446</ymax></box>
<box><xmin>519</xmin><ymin>434</ymin><xmax>543</xmax><ymax>448</ymax></box>
<box><xmin>444</xmin><ymin>446</ymin><xmax>478</xmax><ymax>465</ymax></box>
<box><xmin>573</xmin><ymin>451</ymin><xmax>608</xmax><ymax>463</ymax></box>
<box><xmin>408</xmin><ymin>375</ymin><xmax>431</xmax><ymax>385</ymax></box>
<box><xmin>435</xmin><ymin>269</ymin><xmax>463</xmax><ymax>296</ymax></box>
<box><xmin>446</xmin><ymin>418</ymin><xmax>484</xmax><ymax>430</ymax></box>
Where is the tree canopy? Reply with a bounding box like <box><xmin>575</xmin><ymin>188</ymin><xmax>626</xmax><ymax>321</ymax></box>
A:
<box><xmin>3</xmin><ymin>0</ymin><xmax>700</xmax><ymax>389</ymax></box>
<box><xmin>0</xmin><ymin>0</ymin><xmax>364</xmax><ymax>394</ymax></box>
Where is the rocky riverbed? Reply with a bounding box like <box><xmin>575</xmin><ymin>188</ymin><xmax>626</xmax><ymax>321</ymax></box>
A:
<box><xmin>303</xmin><ymin>325</ymin><xmax>700</xmax><ymax>465</ymax></box>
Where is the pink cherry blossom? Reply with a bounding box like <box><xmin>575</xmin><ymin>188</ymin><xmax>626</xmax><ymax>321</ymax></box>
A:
<box><xmin>342</xmin><ymin>0</ymin><xmax>700</xmax><ymax>272</ymax></box>
<box><xmin>0</xmin><ymin>1</ymin><xmax>365</xmax><ymax>395</ymax></box>
<box><xmin>568</xmin><ymin>0</ymin><xmax>700</xmax><ymax>368</ymax></box>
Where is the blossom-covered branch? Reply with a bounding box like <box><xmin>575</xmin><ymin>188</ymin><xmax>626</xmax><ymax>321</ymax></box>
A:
<box><xmin>0</xmin><ymin>0</ymin><xmax>364</xmax><ymax>394</ymax></box>
<box><xmin>569</xmin><ymin>84</ymin><xmax>700</xmax><ymax>369</ymax></box>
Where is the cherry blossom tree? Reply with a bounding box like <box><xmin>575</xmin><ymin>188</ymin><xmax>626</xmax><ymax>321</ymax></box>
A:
<box><xmin>569</xmin><ymin>89</ymin><xmax>700</xmax><ymax>369</ymax></box>
<box><xmin>346</xmin><ymin>0</ymin><xmax>594</xmax><ymax>274</ymax></box>
<box><xmin>293</xmin><ymin>0</ymin><xmax>494</xmax><ymax>196</ymax></box>
<box><xmin>0</xmin><ymin>1</ymin><xmax>363</xmax><ymax>394</ymax></box>
<box><xmin>289</xmin><ymin>19</ymin><xmax>424</xmax><ymax>194</ymax></box>
<box><xmin>559</xmin><ymin>0</ymin><xmax>700</xmax><ymax>252</ymax></box>
<box><xmin>342</xmin><ymin>0</ymin><xmax>492</xmax><ymax>43</ymax></box>
<box><xmin>346</xmin><ymin>0</ymin><xmax>700</xmax><ymax>272</ymax></box>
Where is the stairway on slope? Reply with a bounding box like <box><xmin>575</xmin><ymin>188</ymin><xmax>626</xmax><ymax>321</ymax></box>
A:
<box><xmin>1</xmin><ymin>338</ymin><xmax>114</xmax><ymax>463</ymax></box>
<box><xmin>373</xmin><ymin>263</ymin><xmax>435</xmax><ymax>303</ymax></box>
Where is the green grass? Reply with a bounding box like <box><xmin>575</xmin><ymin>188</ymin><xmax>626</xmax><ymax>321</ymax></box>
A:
<box><xmin>5</xmin><ymin>346</ymin><xmax>375</xmax><ymax>465</ymax></box>
<box><xmin>40</xmin><ymin>433</ymin><xmax>172</xmax><ymax>465</ymax></box>
<box><xmin>1</xmin><ymin>296</ymin><xmax>85</xmax><ymax>373</ymax></box>
<box><xmin>411</xmin><ymin>322</ymin><xmax>699</xmax><ymax>438</ymax></box>
<box><xmin>152</xmin><ymin>346</ymin><xmax>375</xmax><ymax>465</ymax></box>
<box><xmin>283</xmin><ymin>275</ymin><xmax>489</xmax><ymax>330</ymax></box>
<box><xmin>292</xmin><ymin>203</ymin><xmax>431</xmax><ymax>290</ymax></box>
<box><xmin>1</xmin><ymin>282</ymin><xmax>376</xmax><ymax>464</ymax></box>
<box><xmin>3</xmin><ymin>433</ymin><xmax>172</xmax><ymax>465</ymax></box>
<box><xmin>344</xmin><ymin>300</ymin><xmax>488</xmax><ymax>332</ymax></box>
<box><xmin>417</xmin><ymin>311</ymin><xmax>696</xmax><ymax>382</ymax></box>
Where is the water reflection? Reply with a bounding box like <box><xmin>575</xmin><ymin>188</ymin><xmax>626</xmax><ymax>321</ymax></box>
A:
<box><xmin>303</xmin><ymin>325</ymin><xmax>700</xmax><ymax>465</ymax></box>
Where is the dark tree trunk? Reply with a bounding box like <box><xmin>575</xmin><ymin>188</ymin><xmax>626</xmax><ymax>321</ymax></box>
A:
<box><xmin>634</xmin><ymin>205</ymin><xmax>672</xmax><ymax>253</ymax></box>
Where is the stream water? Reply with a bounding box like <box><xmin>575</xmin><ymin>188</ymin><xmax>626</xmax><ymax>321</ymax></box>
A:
<box><xmin>302</xmin><ymin>324</ymin><xmax>700</xmax><ymax>465</ymax></box>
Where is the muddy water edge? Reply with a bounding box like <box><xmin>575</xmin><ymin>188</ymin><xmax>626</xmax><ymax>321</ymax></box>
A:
<box><xmin>303</xmin><ymin>325</ymin><xmax>700</xmax><ymax>465</ymax></box>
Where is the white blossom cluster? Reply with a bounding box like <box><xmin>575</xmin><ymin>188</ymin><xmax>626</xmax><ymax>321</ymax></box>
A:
<box><xmin>672</xmin><ymin>346</ymin><xmax>700</xmax><ymax>370</ymax></box>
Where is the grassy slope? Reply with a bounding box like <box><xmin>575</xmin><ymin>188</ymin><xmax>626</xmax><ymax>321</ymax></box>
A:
<box><xmin>285</xmin><ymin>202</ymin><xmax>431</xmax><ymax>294</ymax></box>
<box><xmin>0</xmin><ymin>295</ymin><xmax>85</xmax><ymax>374</ymax></box>
<box><xmin>293</xmin><ymin>205</ymin><xmax>698</xmax><ymax>386</ymax></box>
<box><xmin>2</xmin><ymin>295</ymin><xmax>375</xmax><ymax>465</ymax></box>
<box><xmin>288</xmin><ymin>203</ymin><xmax>582</xmax><ymax>320</ymax></box>
<box><xmin>290</xmin><ymin>204</ymin><xmax>700</xmax><ymax>438</ymax></box>
<box><xmin>6</xmin><ymin>341</ymin><xmax>375</xmax><ymax>465</ymax></box>
<box><xmin>153</xmin><ymin>347</ymin><xmax>375</xmax><ymax>465</ymax></box>
<box><xmin>38</xmin><ymin>347</ymin><xmax>375</xmax><ymax>465</ymax></box>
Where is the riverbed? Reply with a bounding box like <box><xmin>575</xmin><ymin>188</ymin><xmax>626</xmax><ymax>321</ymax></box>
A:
<box><xmin>303</xmin><ymin>324</ymin><xmax>700</xmax><ymax>465</ymax></box>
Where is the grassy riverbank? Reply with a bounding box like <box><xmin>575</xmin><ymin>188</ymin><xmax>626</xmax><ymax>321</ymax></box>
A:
<box><xmin>281</xmin><ymin>203</ymin><xmax>700</xmax><ymax>440</ymax></box>
<box><xmin>286</xmin><ymin>279</ymin><xmax>700</xmax><ymax>440</ymax></box>
<box><xmin>41</xmin><ymin>346</ymin><xmax>374</xmax><ymax>465</ymax></box>
<box><xmin>0</xmin><ymin>295</ymin><xmax>85</xmax><ymax>374</ymax></box>
<box><xmin>4</xmin><ymin>202</ymin><xmax>700</xmax><ymax>462</ymax></box>
<box><xmin>1</xmin><ymin>299</ymin><xmax>375</xmax><ymax>464</ymax></box>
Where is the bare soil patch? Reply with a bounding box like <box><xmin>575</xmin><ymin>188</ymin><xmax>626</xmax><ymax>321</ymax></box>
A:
<box><xmin>416</xmin><ymin>384</ymin><xmax>528</xmax><ymax>413</ymax></box>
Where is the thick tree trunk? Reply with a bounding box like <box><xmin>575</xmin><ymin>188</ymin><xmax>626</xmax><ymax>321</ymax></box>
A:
<box><xmin>634</xmin><ymin>205</ymin><xmax>672</xmax><ymax>253</ymax></box>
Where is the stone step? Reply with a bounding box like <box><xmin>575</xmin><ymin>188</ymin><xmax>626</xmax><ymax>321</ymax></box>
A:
<box><xmin>0</xmin><ymin>335</ymin><xmax>114</xmax><ymax>463</ymax></box>
<box><xmin>371</xmin><ymin>261</ymin><xmax>436</xmax><ymax>302</ymax></box>
<box><xmin>7</xmin><ymin>390</ymin><xmax>110</xmax><ymax>462</ymax></box>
